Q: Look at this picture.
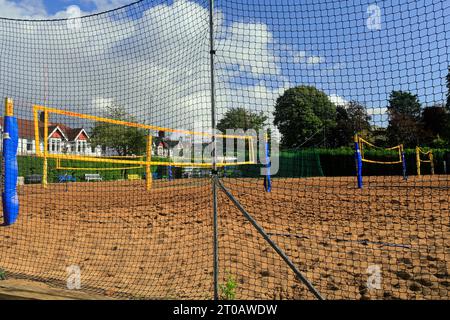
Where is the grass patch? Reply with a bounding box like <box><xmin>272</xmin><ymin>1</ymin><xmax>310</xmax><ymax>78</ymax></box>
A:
<box><xmin>0</xmin><ymin>268</ymin><xmax>6</xmax><ymax>280</ymax></box>
<box><xmin>219</xmin><ymin>274</ymin><xmax>237</xmax><ymax>300</ymax></box>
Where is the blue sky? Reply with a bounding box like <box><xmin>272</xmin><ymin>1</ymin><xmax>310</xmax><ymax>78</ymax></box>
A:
<box><xmin>43</xmin><ymin>1</ymin><xmax>98</xmax><ymax>14</ymax></box>
<box><xmin>1</xmin><ymin>0</ymin><xmax>449</xmax><ymax>128</ymax></box>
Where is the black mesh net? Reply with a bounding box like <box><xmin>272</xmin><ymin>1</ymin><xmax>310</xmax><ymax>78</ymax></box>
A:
<box><xmin>0</xmin><ymin>0</ymin><xmax>449</xmax><ymax>300</ymax></box>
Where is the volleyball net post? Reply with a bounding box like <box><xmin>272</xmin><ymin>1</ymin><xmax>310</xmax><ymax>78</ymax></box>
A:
<box><xmin>146</xmin><ymin>134</ymin><xmax>152</xmax><ymax>191</ymax></box>
<box><xmin>2</xmin><ymin>97</ymin><xmax>19</xmax><ymax>225</ymax></box>
<box><xmin>416</xmin><ymin>147</ymin><xmax>421</xmax><ymax>176</ymax></box>
<box><xmin>42</xmin><ymin>109</ymin><xmax>48</xmax><ymax>188</ymax></box>
<box><xmin>263</xmin><ymin>132</ymin><xmax>271</xmax><ymax>192</ymax></box>
<box><xmin>430</xmin><ymin>152</ymin><xmax>435</xmax><ymax>175</ymax></box>
<box><xmin>416</xmin><ymin>146</ymin><xmax>434</xmax><ymax>176</ymax></box>
<box><xmin>401</xmin><ymin>145</ymin><xmax>407</xmax><ymax>180</ymax></box>
<box><xmin>354</xmin><ymin>134</ymin><xmax>363</xmax><ymax>189</ymax></box>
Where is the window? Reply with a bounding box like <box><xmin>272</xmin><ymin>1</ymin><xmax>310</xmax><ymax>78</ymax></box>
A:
<box><xmin>157</xmin><ymin>146</ymin><xmax>163</xmax><ymax>156</ymax></box>
<box><xmin>26</xmin><ymin>139</ymin><xmax>32</xmax><ymax>152</ymax></box>
<box><xmin>76</xmin><ymin>141</ymin><xmax>87</xmax><ymax>154</ymax></box>
<box><xmin>48</xmin><ymin>138</ymin><xmax>61</xmax><ymax>153</ymax></box>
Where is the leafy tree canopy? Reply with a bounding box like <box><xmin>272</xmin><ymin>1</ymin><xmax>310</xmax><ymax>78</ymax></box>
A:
<box><xmin>273</xmin><ymin>85</ymin><xmax>336</xmax><ymax>148</ymax></box>
<box><xmin>421</xmin><ymin>103</ymin><xmax>450</xmax><ymax>147</ymax></box>
<box><xmin>387</xmin><ymin>90</ymin><xmax>421</xmax><ymax>119</ymax></box>
<box><xmin>90</xmin><ymin>105</ymin><xmax>147</xmax><ymax>156</ymax></box>
<box><xmin>330</xmin><ymin>101</ymin><xmax>372</xmax><ymax>147</ymax></box>
<box><xmin>386</xmin><ymin>90</ymin><xmax>423</xmax><ymax>147</ymax></box>
<box><xmin>216</xmin><ymin>107</ymin><xmax>268</xmax><ymax>133</ymax></box>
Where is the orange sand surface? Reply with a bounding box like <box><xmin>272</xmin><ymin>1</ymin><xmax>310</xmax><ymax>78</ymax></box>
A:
<box><xmin>0</xmin><ymin>176</ymin><xmax>449</xmax><ymax>299</ymax></box>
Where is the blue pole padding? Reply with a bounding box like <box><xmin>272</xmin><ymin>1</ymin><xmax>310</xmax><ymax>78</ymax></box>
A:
<box><xmin>264</xmin><ymin>138</ymin><xmax>271</xmax><ymax>192</ymax></box>
<box><xmin>401</xmin><ymin>151</ymin><xmax>407</xmax><ymax>180</ymax></box>
<box><xmin>354</xmin><ymin>141</ymin><xmax>363</xmax><ymax>189</ymax></box>
<box><xmin>168</xmin><ymin>165</ymin><xmax>173</xmax><ymax>181</ymax></box>
<box><xmin>2</xmin><ymin>115</ymin><xmax>19</xmax><ymax>225</ymax></box>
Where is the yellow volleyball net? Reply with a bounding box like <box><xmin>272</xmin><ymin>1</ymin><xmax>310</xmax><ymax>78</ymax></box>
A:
<box><xmin>354</xmin><ymin>134</ymin><xmax>407</xmax><ymax>188</ymax></box>
<box><xmin>357</xmin><ymin>136</ymin><xmax>404</xmax><ymax>165</ymax></box>
<box><xmin>33</xmin><ymin>105</ymin><xmax>257</xmax><ymax>190</ymax></box>
<box><xmin>416</xmin><ymin>146</ymin><xmax>434</xmax><ymax>176</ymax></box>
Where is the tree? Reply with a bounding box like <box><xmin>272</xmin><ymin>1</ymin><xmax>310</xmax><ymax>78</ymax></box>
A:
<box><xmin>347</xmin><ymin>101</ymin><xmax>372</xmax><ymax>133</ymax></box>
<box><xmin>273</xmin><ymin>86</ymin><xmax>336</xmax><ymax>148</ymax></box>
<box><xmin>329</xmin><ymin>101</ymin><xmax>372</xmax><ymax>147</ymax></box>
<box><xmin>216</xmin><ymin>107</ymin><xmax>268</xmax><ymax>132</ymax></box>
<box><xmin>386</xmin><ymin>90</ymin><xmax>423</xmax><ymax>147</ymax></box>
<box><xmin>422</xmin><ymin>104</ymin><xmax>448</xmax><ymax>136</ymax></box>
<box><xmin>421</xmin><ymin>104</ymin><xmax>450</xmax><ymax>147</ymax></box>
<box><xmin>330</xmin><ymin>106</ymin><xmax>351</xmax><ymax>147</ymax></box>
<box><xmin>90</xmin><ymin>105</ymin><xmax>147</xmax><ymax>156</ymax></box>
<box><xmin>217</xmin><ymin>107</ymin><xmax>267</xmax><ymax>159</ymax></box>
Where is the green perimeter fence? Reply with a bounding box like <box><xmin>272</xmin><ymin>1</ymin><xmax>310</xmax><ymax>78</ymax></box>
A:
<box><xmin>12</xmin><ymin>156</ymin><xmax>179</xmax><ymax>183</ymax></box>
<box><xmin>6</xmin><ymin>148</ymin><xmax>450</xmax><ymax>183</ymax></box>
<box><xmin>234</xmin><ymin>148</ymin><xmax>450</xmax><ymax>178</ymax></box>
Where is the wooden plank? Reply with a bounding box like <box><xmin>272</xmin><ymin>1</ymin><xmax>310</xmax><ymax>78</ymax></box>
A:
<box><xmin>0</xmin><ymin>279</ymin><xmax>113</xmax><ymax>300</ymax></box>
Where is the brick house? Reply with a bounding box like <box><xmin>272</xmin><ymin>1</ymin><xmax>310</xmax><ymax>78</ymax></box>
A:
<box><xmin>0</xmin><ymin>117</ymin><xmax>102</xmax><ymax>156</ymax></box>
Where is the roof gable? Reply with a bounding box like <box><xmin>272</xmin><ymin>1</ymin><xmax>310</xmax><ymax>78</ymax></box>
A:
<box><xmin>71</xmin><ymin>128</ymin><xmax>90</xmax><ymax>141</ymax></box>
<box><xmin>48</xmin><ymin>126</ymin><xmax>69</xmax><ymax>141</ymax></box>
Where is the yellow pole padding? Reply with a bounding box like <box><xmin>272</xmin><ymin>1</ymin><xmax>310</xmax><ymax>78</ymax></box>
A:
<box><xmin>416</xmin><ymin>147</ymin><xmax>434</xmax><ymax>176</ymax></box>
<box><xmin>416</xmin><ymin>147</ymin><xmax>421</xmax><ymax>176</ymax></box>
<box><xmin>430</xmin><ymin>151</ymin><xmax>434</xmax><ymax>175</ymax></box>
<box><xmin>5</xmin><ymin>97</ymin><xmax>13</xmax><ymax>116</ymax></box>
<box><xmin>146</xmin><ymin>134</ymin><xmax>152</xmax><ymax>191</ymax></box>
<box><xmin>250</xmin><ymin>136</ymin><xmax>256</xmax><ymax>164</ymax></box>
<box><xmin>33</xmin><ymin>107</ymin><xmax>42</xmax><ymax>157</ymax></box>
<box><xmin>43</xmin><ymin>110</ymin><xmax>48</xmax><ymax>188</ymax></box>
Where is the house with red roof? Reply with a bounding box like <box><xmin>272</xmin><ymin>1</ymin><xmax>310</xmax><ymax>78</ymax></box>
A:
<box><xmin>45</xmin><ymin>123</ymin><xmax>102</xmax><ymax>156</ymax></box>
<box><xmin>0</xmin><ymin>117</ymin><xmax>102</xmax><ymax>156</ymax></box>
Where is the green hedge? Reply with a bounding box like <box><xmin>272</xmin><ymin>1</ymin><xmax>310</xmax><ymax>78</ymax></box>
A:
<box><xmin>224</xmin><ymin>148</ymin><xmax>450</xmax><ymax>178</ymax></box>
<box><xmin>315</xmin><ymin>147</ymin><xmax>450</xmax><ymax>177</ymax></box>
<box><xmin>9</xmin><ymin>148</ymin><xmax>450</xmax><ymax>182</ymax></box>
<box><xmin>228</xmin><ymin>149</ymin><xmax>324</xmax><ymax>178</ymax></box>
<box><xmin>14</xmin><ymin>156</ymin><xmax>181</xmax><ymax>183</ymax></box>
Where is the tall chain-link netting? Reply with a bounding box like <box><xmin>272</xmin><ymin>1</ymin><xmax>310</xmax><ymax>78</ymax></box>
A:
<box><xmin>0</xmin><ymin>0</ymin><xmax>215</xmax><ymax>299</ymax></box>
<box><xmin>0</xmin><ymin>0</ymin><xmax>449</xmax><ymax>300</ymax></box>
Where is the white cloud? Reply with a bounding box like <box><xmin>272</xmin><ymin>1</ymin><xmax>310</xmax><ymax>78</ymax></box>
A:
<box><xmin>292</xmin><ymin>51</ymin><xmax>307</xmax><ymax>64</ymax></box>
<box><xmin>0</xmin><ymin>0</ymin><xmax>290</xmax><ymax>136</ymax></box>
<box><xmin>328</xmin><ymin>94</ymin><xmax>348</xmax><ymax>107</ymax></box>
<box><xmin>217</xmin><ymin>21</ymin><xmax>280</xmax><ymax>77</ymax></box>
<box><xmin>0</xmin><ymin>0</ymin><xmax>47</xmax><ymax>19</ymax></box>
<box><xmin>0</xmin><ymin>0</ymin><xmax>132</xmax><ymax>19</ymax></box>
<box><xmin>366</xmin><ymin>107</ymin><xmax>387</xmax><ymax>116</ymax></box>
<box><xmin>81</xmin><ymin>0</ymin><xmax>132</xmax><ymax>12</ymax></box>
<box><xmin>306</xmin><ymin>56</ymin><xmax>325</xmax><ymax>65</ymax></box>
<box><xmin>92</xmin><ymin>97</ymin><xmax>114</xmax><ymax>111</ymax></box>
<box><xmin>291</xmin><ymin>51</ymin><xmax>325</xmax><ymax>65</ymax></box>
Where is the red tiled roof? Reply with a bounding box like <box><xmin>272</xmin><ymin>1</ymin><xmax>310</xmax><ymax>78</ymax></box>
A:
<box><xmin>0</xmin><ymin>117</ymin><xmax>39</xmax><ymax>139</ymax></box>
<box><xmin>0</xmin><ymin>117</ymin><xmax>88</xmax><ymax>141</ymax></box>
